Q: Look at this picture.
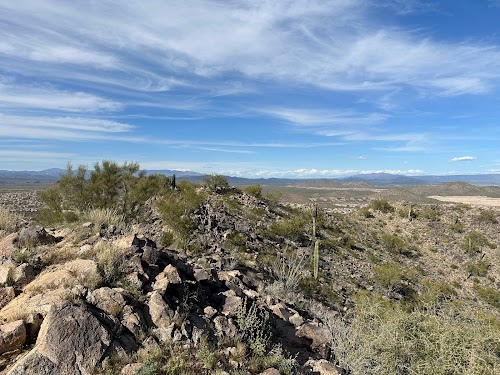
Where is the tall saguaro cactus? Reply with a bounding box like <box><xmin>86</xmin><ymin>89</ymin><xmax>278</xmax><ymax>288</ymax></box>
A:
<box><xmin>313</xmin><ymin>240</ymin><xmax>320</xmax><ymax>280</ymax></box>
<box><xmin>311</xmin><ymin>203</ymin><xmax>318</xmax><ymax>239</ymax></box>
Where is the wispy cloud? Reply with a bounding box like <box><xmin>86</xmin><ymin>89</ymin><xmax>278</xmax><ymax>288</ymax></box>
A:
<box><xmin>1</xmin><ymin>1</ymin><xmax>499</xmax><ymax>98</ymax></box>
<box><xmin>449</xmin><ymin>156</ymin><xmax>477</xmax><ymax>162</ymax></box>
<box><xmin>260</xmin><ymin>107</ymin><xmax>387</xmax><ymax>126</ymax></box>
<box><xmin>0</xmin><ymin>150</ymin><xmax>76</xmax><ymax>163</ymax></box>
<box><xmin>0</xmin><ymin>83</ymin><xmax>121</xmax><ymax>112</ymax></box>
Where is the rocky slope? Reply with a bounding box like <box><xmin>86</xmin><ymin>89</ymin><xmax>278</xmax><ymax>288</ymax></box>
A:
<box><xmin>0</xmin><ymin>187</ymin><xmax>499</xmax><ymax>374</ymax></box>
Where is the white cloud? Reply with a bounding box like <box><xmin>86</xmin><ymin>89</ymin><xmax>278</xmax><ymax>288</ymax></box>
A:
<box><xmin>0</xmin><ymin>150</ymin><xmax>76</xmax><ymax>162</ymax></box>
<box><xmin>0</xmin><ymin>83</ymin><xmax>121</xmax><ymax>112</ymax></box>
<box><xmin>0</xmin><ymin>1</ymin><xmax>499</xmax><ymax>97</ymax></box>
<box><xmin>449</xmin><ymin>156</ymin><xmax>477</xmax><ymax>162</ymax></box>
<box><xmin>0</xmin><ymin>114</ymin><xmax>135</xmax><ymax>141</ymax></box>
<box><xmin>260</xmin><ymin>108</ymin><xmax>387</xmax><ymax>126</ymax></box>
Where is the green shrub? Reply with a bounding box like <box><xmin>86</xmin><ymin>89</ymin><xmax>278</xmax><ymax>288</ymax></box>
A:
<box><xmin>466</xmin><ymin>259</ymin><xmax>491</xmax><ymax>277</ymax></box>
<box><xmin>36</xmin><ymin>161</ymin><xmax>169</xmax><ymax>225</ymax></box>
<box><xmin>359</xmin><ymin>207</ymin><xmax>374</xmax><ymax>218</ymax></box>
<box><xmin>267</xmin><ymin>216</ymin><xmax>308</xmax><ymax>243</ymax></box>
<box><xmin>159</xmin><ymin>231</ymin><xmax>174</xmax><ymax>247</ymax></box>
<box><xmin>475</xmin><ymin>286</ymin><xmax>500</xmax><ymax>309</ymax></box>
<box><xmin>478</xmin><ymin>209</ymin><xmax>498</xmax><ymax>224</ymax></box>
<box><xmin>380</xmin><ymin>233</ymin><xmax>407</xmax><ymax>254</ymax></box>
<box><xmin>462</xmin><ymin>231</ymin><xmax>491</xmax><ymax>254</ymax></box>
<box><xmin>420</xmin><ymin>207</ymin><xmax>441</xmax><ymax>221</ymax></box>
<box><xmin>158</xmin><ymin>181</ymin><xmax>206</xmax><ymax>246</ymax></box>
<box><xmin>419</xmin><ymin>279</ymin><xmax>457</xmax><ymax>305</ymax></box>
<box><xmin>203</xmin><ymin>174</ymin><xmax>229</xmax><ymax>193</ymax></box>
<box><xmin>369</xmin><ymin>198</ymin><xmax>394</xmax><ymax>213</ymax></box>
<box><xmin>450</xmin><ymin>220</ymin><xmax>465</xmax><ymax>233</ymax></box>
<box><xmin>243</xmin><ymin>184</ymin><xmax>262</xmax><ymax>198</ymax></box>
<box><xmin>328</xmin><ymin>293</ymin><xmax>500</xmax><ymax>375</ymax></box>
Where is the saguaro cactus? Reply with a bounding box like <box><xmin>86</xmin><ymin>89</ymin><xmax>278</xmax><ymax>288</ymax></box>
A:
<box><xmin>313</xmin><ymin>240</ymin><xmax>320</xmax><ymax>280</ymax></box>
<box><xmin>311</xmin><ymin>203</ymin><xmax>318</xmax><ymax>239</ymax></box>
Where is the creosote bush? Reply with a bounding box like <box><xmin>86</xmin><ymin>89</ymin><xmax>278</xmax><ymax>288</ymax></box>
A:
<box><xmin>462</xmin><ymin>231</ymin><xmax>491</xmax><ymax>254</ymax></box>
<box><xmin>157</xmin><ymin>181</ymin><xmax>206</xmax><ymax>247</ymax></box>
<box><xmin>478</xmin><ymin>209</ymin><xmax>498</xmax><ymax>224</ymax></box>
<box><xmin>203</xmin><ymin>174</ymin><xmax>229</xmax><ymax>193</ymax></box>
<box><xmin>380</xmin><ymin>233</ymin><xmax>407</xmax><ymax>255</ymax></box>
<box><xmin>243</xmin><ymin>184</ymin><xmax>263</xmax><ymax>198</ymax></box>
<box><xmin>369</xmin><ymin>198</ymin><xmax>394</xmax><ymax>213</ymax></box>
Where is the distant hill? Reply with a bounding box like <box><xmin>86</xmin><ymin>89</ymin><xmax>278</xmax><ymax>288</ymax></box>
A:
<box><xmin>1</xmin><ymin>168</ymin><xmax>500</xmax><ymax>187</ymax></box>
<box><xmin>337</xmin><ymin>173</ymin><xmax>500</xmax><ymax>186</ymax></box>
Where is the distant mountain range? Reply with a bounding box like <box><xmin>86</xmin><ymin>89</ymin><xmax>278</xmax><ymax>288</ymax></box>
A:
<box><xmin>1</xmin><ymin>169</ymin><xmax>499</xmax><ymax>186</ymax></box>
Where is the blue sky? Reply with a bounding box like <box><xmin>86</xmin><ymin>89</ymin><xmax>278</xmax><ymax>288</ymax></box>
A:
<box><xmin>1</xmin><ymin>0</ymin><xmax>500</xmax><ymax>177</ymax></box>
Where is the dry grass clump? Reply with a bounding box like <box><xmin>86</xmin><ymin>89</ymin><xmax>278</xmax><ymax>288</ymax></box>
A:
<box><xmin>320</xmin><ymin>293</ymin><xmax>500</xmax><ymax>375</ymax></box>
<box><xmin>82</xmin><ymin>207</ymin><xmax>126</xmax><ymax>229</ymax></box>
<box><xmin>95</xmin><ymin>240</ymin><xmax>125</xmax><ymax>286</ymax></box>
<box><xmin>0</xmin><ymin>207</ymin><xmax>20</xmax><ymax>233</ymax></box>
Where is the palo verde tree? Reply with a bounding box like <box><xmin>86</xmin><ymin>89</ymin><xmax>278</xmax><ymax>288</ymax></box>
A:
<box><xmin>37</xmin><ymin>160</ymin><xmax>170</xmax><ymax>224</ymax></box>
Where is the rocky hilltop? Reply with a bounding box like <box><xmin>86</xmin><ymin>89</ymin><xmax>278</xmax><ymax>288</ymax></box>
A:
<box><xmin>0</xmin><ymin>163</ymin><xmax>498</xmax><ymax>374</ymax></box>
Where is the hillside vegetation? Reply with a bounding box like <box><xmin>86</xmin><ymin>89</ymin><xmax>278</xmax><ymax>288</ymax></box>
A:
<box><xmin>0</xmin><ymin>161</ymin><xmax>498</xmax><ymax>374</ymax></box>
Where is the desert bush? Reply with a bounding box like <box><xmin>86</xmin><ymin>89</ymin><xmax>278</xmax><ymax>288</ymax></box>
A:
<box><xmin>243</xmin><ymin>184</ymin><xmax>262</xmax><ymax>198</ymax></box>
<box><xmin>0</xmin><ymin>207</ymin><xmax>19</xmax><ymax>233</ymax></box>
<box><xmin>450</xmin><ymin>220</ymin><xmax>465</xmax><ymax>233</ymax></box>
<box><xmin>419</xmin><ymin>279</ymin><xmax>457</xmax><ymax>305</ymax></box>
<box><xmin>369</xmin><ymin>198</ymin><xmax>394</xmax><ymax>213</ymax></box>
<box><xmin>158</xmin><ymin>181</ymin><xmax>206</xmax><ymax>246</ymax></box>
<box><xmin>37</xmin><ymin>161</ymin><xmax>169</xmax><ymax>225</ymax></box>
<box><xmin>475</xmin><ymin>286</ymin><xmax>500</xmax><ymax>309</ymax></box>
<box><xmin>159</xmin><ymin>231</ymin><xmax>174</xmax><ymax>247</ymax></box>
<box><xmin>264</xmin><ymin>190</ymin><xmax>282</xmax><ymax>206</ymax></box>
<box><xmin>420</xmin><ymin>207</ymin><xmax>441</xmax><ymax>221</ymax></box>
<box><xmin>380</xmin><ymin>233</ymin><xmax>407</xmax><ymax>254</ymax></box>
<box><xmin>235</xmin><ymin>300</ymin><xmax>296</xmax><ymax>374</ymax></box>
<box><xmin>462</xmin><ymin>231</ymin><xmax>491</xmax><ymax>254</ymax></box>
<box><xmin>267</xmin><ymin>215</ymin><xmax>308</xmax><ymax>243</ymax></box>
<box><xmin>478</xmin><ymin>209</ymin><xmax>498</xmax><ymax>224</ymax></box>
<box><xmin>269</xmin><ymin>248</ymin><xmax>307</xmax><ymax>295</ymax></box>
<box><xmin>325</xmin><ymin>293</ymin><xmax>500</xmax><ymax>375</ymax></box>
<box><xmin>466</xmin><ymin>259</ymin><xmax>491</xmax><ymax>277</ymax></box>
<box><xmin>203</xmin><ymin>174</ymin><xmax>229</xmax><ymax>193</ymax></box>
<box><xmin>359</xmin><ymin>207</ymin><xmax>374</xmax><ymax>218</ymax></box>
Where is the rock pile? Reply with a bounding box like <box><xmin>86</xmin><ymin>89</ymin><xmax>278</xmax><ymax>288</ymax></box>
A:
<box><xmin>0</xmin><ymin>226</ymin><xmax>340</xmax><ymax>374</ymax></box>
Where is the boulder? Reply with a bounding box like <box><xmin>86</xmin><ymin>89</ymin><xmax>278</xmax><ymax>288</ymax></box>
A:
<box><xmin>0</xmin><ymin>287</ymin><xmax>16</xmax><ymax>310</ymax></box>
<box><xmin>0</xmin><ymin>320</ymin><xmax>26</xmax><ymax>354</ymax></box>
<box><xmin>0</xmin><ymin>260</ymin><xmax>16</xmax><ymax>285</ymax></box>
<box><xmin>156</xmin><ymin>264</ymin><xmax>181</xmax><ymax>284</ymax></box>
<box><xmin>220</xmin><ymin>290</ymin><xmax>242</xmax><ymax>316</ymax></box>
<box><xmin>260</xmin><ymin>369</ymin><xmax>280</xmax><ymax>375</ymax></box>
<box><xmin>0</xmin><ymin>233</ymin><xmax>18</xmax><ymax>258</ymax></box>
<box><xmin>121</xmin><ymin>363</ymin><xmax>143</xmax><ymax>375</ymax></box>
<box><xmin>17</xmin><ymin>227</ymin><xmax>58</xmax><ymax>248</ymax></box>
<box><xmin>87</xmin><ymin>287</ymin><xmax>128</xmax><ymax>317</ymax></box>
<box><xmin>213</xmin><ymin>316</ymin><xmax>237</xmax><ymax>339</ymax></box>
<box><xmin>6</xmin><ymin>303</ymin><xmax>133</xmax><ymax>375</ymax></box>
<box><xmin>13</xmin><ymin>263</ymin><xmax>36</xmax><ymax>285</ymax></box>
<box><xmin>295</xmin><ymin>322</ymin><xmax>332</xmax><ymax>355</ymax></box>
<box><xmin>121</xmin><ymin>305</ymin><xmax>147</xmax><ymax>339</ymax></box>
<box><xmin>147</xmin><ymin>291</ymin><xmax>174</xmax><ymax>329</ymax></box>
<box><xmin>304</xmin><ymin>359</ymin><xmax>343</xmax><ymax>375</ymax></box>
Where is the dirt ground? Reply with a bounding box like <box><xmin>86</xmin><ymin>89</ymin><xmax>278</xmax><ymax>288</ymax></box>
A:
<box><xmin>428</xmin><ymin>195</ymin><xmax>500</xmax><ymax>207</ymax></box>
